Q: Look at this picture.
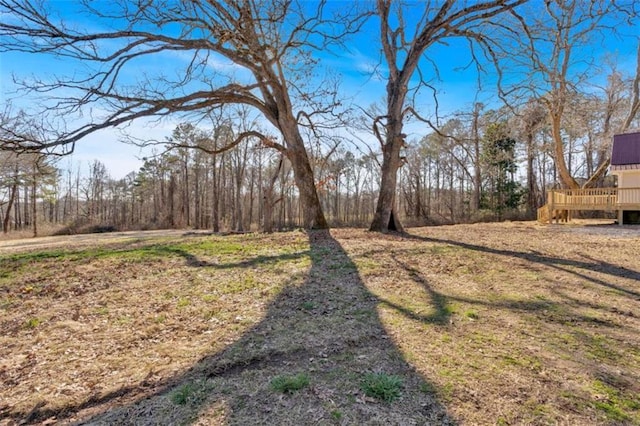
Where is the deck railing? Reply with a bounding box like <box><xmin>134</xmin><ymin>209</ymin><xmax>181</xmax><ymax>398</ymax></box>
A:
<box><xmin>537</xmin><ymin>187</ymin><xmax>640</xmax><ymax>223</ymax></box>
<box><xmin>547</xmin><ymin>187</ymin><xmax>619</xmax><ymax>210</ymax></box>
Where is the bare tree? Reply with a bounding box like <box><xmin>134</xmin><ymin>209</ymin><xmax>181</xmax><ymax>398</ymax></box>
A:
<box><xmin>369</xmin><ymin>0</ymin><xmax>527</xmax><ymax>232</ymax></box>
<box><xmin>0</xmin><ymin>153</ymin><xmax>20</xmax><ymax>234</ymax></box>
<box><xmin>518</xmin><ymin>99</ymin><xmax>547</xmax><ymax>215</ymax></box>
<box><xmin>0</xmin><ymin>0</ymin><xmax>365</xmax><ymax>228</ymax></box>
<box><xmin>582</xmin><ymin>39</ymin><xmax>640</xmax><ymax>188</ymax></box>
<box><xmin>262</xmin><ymin>154</ymin><xmax>284</xmax><ymax>233</ymax></box>
<box><xmin>499</xmin><ymin>1</ymin><xmax>639</xmax><ymax>189</ymax></box>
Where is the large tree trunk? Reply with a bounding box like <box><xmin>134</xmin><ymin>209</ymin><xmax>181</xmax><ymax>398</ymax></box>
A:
<box><xmin>234</xmin><ymin>173</ymin><xmax>244</xmax><ymax>232</ymax></box>
<box><xmin>3</xmin><ymin>180</ymin><xmax>17</xmax><ymax>234</ymax></box>
<box><xmin>211</xmin><ymin>154</ymin><xmax>220</xmax><ymax>232</ymax></box>
<box><xmin>370</xmin><ymin>117</ymin><xmax>405</xmax><ymax>233</ymax></box>
<box><xmin>551</xmin><ymin>114</ymin><xmax>579</xmax><ymax>189</ymax></box>
<box><xmin>263</xmin><ymin>156</ymin><xmax>282</xmax><ymax>234</ymax></box>
<box><xmin>281</xmin><ymin>127</ymin><xmax>327</xmax><ymax>229</ymax></box>
<box><xmin>31</xmin><ymin>171</ymin><xmax>37</xmax><ymax>237</ymax></box>
<box><xmin>287</xmin><ymin>148</ymin><xmax>327</xmax><ymax>229</ymax></box>
<box><xmin>370</xmin><ymin>78</ymin><xmax>406</xmax><ymax>233</ymax></box>
<box><xmin>526</xmin><ymin>132</ymin><xmax>539</xmax><ymax>216</ymax></box>
<box><xmin>472</xmin><ymin>105</ymin><xmax>482</xmax><ymax>212</ymax></box>
<box><xmin>370</xmin><ymin>145</ymin><xmax>404</xmax><ymax>232</ymax></box>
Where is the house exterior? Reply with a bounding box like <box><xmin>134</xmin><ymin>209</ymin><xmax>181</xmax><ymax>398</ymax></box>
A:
<box><xmin>610</xmin><ymin>131</ymin><xmax>640</xmax><ymax>224</ymax></box>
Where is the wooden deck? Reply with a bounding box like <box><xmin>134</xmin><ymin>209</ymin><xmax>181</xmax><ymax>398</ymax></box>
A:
<box><xmin>537</xmin><ymin>187</ymin><xmax>640</xmax><ymax>223</ymax></box>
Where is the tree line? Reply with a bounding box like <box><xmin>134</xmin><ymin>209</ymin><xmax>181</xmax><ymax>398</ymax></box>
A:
<box><xmin>1</xmin><ymin>1</ymin><xmax>639</xmax><ymax>234</ymax></box>
<box><xmin>3</xmin><ymin>86</ymin><xmax>638</xmax><ymax>235</ymax></box>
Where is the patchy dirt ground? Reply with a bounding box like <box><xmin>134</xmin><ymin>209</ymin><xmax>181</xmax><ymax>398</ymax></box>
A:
<box><xmin>1</xmin><ymin>221</ymin><xmax>639</xmax><ymax>425</ymax></box>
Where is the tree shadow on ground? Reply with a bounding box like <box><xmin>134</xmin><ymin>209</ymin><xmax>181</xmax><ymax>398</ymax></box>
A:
<box><xmin>41</xmin><ymin>230</ymin><xmax>455</xmax><ymax>425</ymax></box>
<box><xmin>372</xmin><ymin>254</ymin><xmax>453</xmax><ymax>326</ymax></box>
<box><xmin>349</xmin><ymin>229</ymin><xmax>639</xmax><ymax>424</ymax></box>
<box><xmin>382</xmin><ymin>251</ymin><xmax>624</xmax><ymax>330</ymax></box>
<box><xmin>403</xmin><ymin>233</ymin><xmax>640</xmax><ymax>300</ymax></box>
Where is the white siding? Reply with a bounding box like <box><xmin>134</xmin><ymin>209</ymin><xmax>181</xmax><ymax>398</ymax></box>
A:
<box><xmin>613</xmin><ymin>170</ymin><xmax>640</xmax><ymax>204</ymax></box>
<box><xmin>614</xmin><ymin>170</ymin><xmax>640</xmax><ymax>188</ymax></box>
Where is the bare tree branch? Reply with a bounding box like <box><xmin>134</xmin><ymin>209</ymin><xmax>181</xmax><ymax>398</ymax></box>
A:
<box><xmin>0</xmin><ymin>0</ymin><xmax>366</xmax><ymax>228</ymax></box>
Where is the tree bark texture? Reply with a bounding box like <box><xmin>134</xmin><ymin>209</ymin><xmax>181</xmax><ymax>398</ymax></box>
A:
<box><xmin>370</xmin><ymin>118</ymin><xmax>404</xmax><ymax>232</ymax></box>
<box><xmin>550</xmin><ymin>114</ymin><xmax>579</xmax><ymax>189</ymax></box>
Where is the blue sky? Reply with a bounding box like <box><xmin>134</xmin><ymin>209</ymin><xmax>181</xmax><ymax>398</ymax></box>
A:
<box><xmin>1</xmin><ymin>1</ymin><xmax>639</xmax><ymax>178</ymax></box>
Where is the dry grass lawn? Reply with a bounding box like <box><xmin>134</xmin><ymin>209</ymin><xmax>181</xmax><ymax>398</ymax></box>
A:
<box><xmin>1</xmin><ymin>221</ymin><xmax>639</xmax><ymax>425</ymax></box>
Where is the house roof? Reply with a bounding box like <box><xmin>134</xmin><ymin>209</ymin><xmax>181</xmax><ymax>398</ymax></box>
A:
<box><xmin>611</xmin><ymin>132</ymin><xmax>640</xmax><ymax>166</ymax></box>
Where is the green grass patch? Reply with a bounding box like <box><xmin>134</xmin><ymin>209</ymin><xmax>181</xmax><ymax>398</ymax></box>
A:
<box><xmin>171</xmin><ymin>383</ymin><xmax>197</xmax><ymax>405</ymax></box>
<box><xmin>169</xmin><ymin>381</ymin><xmax>213</xmax><ymax>406</ymax></box>
<box><xmin>464</xmin><ymin>309</ymin><xmax>479</xmax><ymax>320</ymax></box>
<box><xmin>270</xmin><ymin>373</ymin><xmax>310</xmax><ymax>394</ymax></box>
<box><xmin>201</xmin><ymin>294</ymin><xmax>218</xmax><ymax>303</ymax></box>
<box><xmin>591</xmin><ymin>379</ymin><xmax>640</xmax><ymax>423</ymax></box>
<box><xmin>117</xmin><ymin>316</ymin><xmax>131</xmax><ymax>325</ymax></box>
<box><xmin>427</xmin><ymin>245</ymin><xmax>458</xmax><ymax>255</ymax></box>
<box><xmin>499</xmin><ymin>354</ymin><xmax>542</xmax><ymax>372</ymax></box>
<box><xmin>361</xmin><ymin>373</ymin><xmax>403</xmax><ymax>403</ymax></box>
<box><xmin>353</xmin><ymin>256</ymin><xmax>381</xmax><ymax>274</ymax></box>
<box><xmin>95</xmin><ymin>307</ymin><xmax>109</xmax><ymax>315</ymax></box>
<box><xmin>594</xmin><ymin>401</ymin><xmax>630</xmax><ymax>423</ymax></box>
<box><xmin>300</xmin><ymin>301</ymin><xmax>315</xmax><ymax>311</ymax></box>
<box><xmin>220</xmin><ymin>275</ymin><xmax>257</xmax><ymax>295</ymax></box>
<box><xmin>585</xmin><ymin>335</ymin><xmax>620</xmax><ymax>362</ymax></box>
<box><xmin>500</xmin><ymin>355</ymin><xmax>520</xmax><ymax>366</ymax></box>
<box><xmin>24</xmin><ymin>317</ymin><xmax>42</xmax><ymax>328</ymax></box>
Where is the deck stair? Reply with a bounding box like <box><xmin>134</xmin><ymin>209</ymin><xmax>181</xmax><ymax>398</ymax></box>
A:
<box><xmin>537</xmin><ymin>204</ymin><xmax>551</xmax><ymax>224</ymax></box>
